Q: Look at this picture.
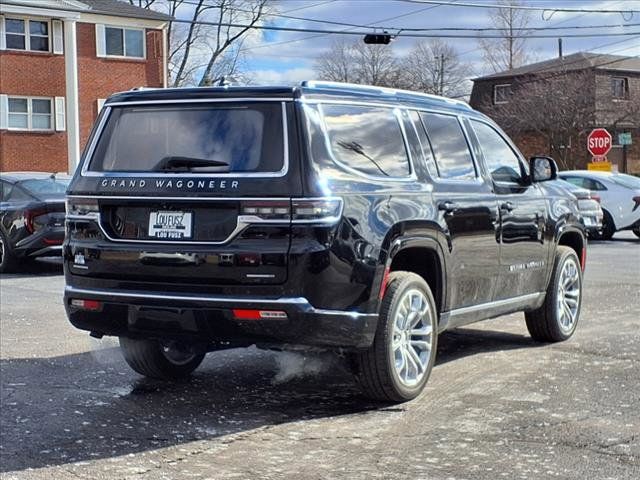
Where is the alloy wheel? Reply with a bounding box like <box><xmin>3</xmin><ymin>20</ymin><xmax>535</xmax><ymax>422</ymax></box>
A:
<box><xmin>556</xmin><ymin>258</ymin><xmax>581</xmax><ymax>333</ymax></box>
<box><xmin>391</xmin><ymin>288</ymin><xmax>434</xmax><ymax>387</ymax></box>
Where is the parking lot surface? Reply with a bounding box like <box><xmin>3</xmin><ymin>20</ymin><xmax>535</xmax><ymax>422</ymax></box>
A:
<box><xmin>1</xmin><ymin>234</ymin><xmax>639</xmax><ymax>480</ymax></box>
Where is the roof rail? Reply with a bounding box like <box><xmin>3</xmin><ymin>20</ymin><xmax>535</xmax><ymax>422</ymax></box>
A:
<box><xmin>300</xmin><ymin>80</ymin><xmax>469</xmax><ymax>108</ymax></box>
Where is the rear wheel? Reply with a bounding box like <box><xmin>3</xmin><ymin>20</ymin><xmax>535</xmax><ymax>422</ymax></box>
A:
<box><xmin>0</xmin><ymin>231</ymin><xmax>18</xmax><ymax>273</ymax></box>
<box><xmin>598</xmin><ymin>210</ymin><xmax>615</xmax><ymax>240</ymax></box>
<box><xmin>525</xmin><ymin>246</ymin><xmax>582</xmax><ymax>342</ymax></box>
<box><xmin>355</xmin><ymin>272</ymin><xmax>437</xmax><ymax>403</ymax></box>
<box><xmin>119</xmin><ymin>337</ymin><xmax>205</xmax><ymax>379</ymax></box>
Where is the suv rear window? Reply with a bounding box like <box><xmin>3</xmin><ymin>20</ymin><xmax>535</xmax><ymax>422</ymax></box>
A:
<box><xmin>321</xmin><ymin>104</ymin><xmax>411</xmax><ymax>178</ymax></box>
<box><xmin>88</xmin><ymin>103</ymin><xmax>285</xmax><ymax>174</ymax></box>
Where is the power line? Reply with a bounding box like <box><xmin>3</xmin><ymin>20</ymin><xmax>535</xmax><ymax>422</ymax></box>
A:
<box><xmin>395</xmin><ymin>0</ymin><xmax>639</xmax><ymax>15</ymax></box>
<box><xmin>239</xmin><ymin>0</ymin><xmax>451</xmax><ymax>52</ymax></box>
<box><xmin>168</xmin><ymin>17</ymin><xmax>640</xmax><ymax>38</ymax></box>
<box><xmin>182</xmin><ymin>0</ymin><xmax>640</xmax><ymax>33</ymax></box>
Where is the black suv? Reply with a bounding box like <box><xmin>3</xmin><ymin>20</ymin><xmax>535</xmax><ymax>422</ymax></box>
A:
<box><xmin>64</xmin><ymin>82</ymin><xmax>586</xmax><ymax>402</ymax></box>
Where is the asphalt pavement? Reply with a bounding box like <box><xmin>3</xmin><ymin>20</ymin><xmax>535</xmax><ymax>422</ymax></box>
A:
<box><xmin>1</xmin><ymin>233</ymin><xmax>639</xmax><ymax>480</ymax></box>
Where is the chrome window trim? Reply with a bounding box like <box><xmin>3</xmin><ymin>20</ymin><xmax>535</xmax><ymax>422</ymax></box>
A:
<box><xmin>316</xmin><ymin>103</ymin><xmax>417</xmax><ymax>183</ymax></box>
<box><xmin>80</xmin><ymin>100</ymin><xmax>290</xmax><ymax>179</ymax></box>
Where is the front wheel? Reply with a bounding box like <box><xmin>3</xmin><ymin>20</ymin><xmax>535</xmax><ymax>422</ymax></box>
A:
<box><xmin>119</xmin><ymin>337</ymin><xmax>205</xmax><ymax>379</ymax></box>
<box><xmin>525</xmin><ymin>246</ymin><xmax>582</xmax><ymax>342</ymax></box>
<box><xmin>355</xmin><ymin>271</ymin><xmax>438</xmax><ymax>403</ymax></box>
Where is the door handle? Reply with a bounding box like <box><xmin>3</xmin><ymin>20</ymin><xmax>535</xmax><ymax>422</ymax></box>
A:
<box><xmin>500</xmin><ymin>201</ymin><xmax>516</xmax><ymax>212</ymax></box>
<box><xmin>438</xmin><ymin>201</ymin><xmax>459</xmax><ymax>213</ymax></box>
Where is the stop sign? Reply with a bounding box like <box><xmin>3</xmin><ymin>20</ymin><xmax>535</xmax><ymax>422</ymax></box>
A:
<box><xmin>587</xmin><ymin>128</ymin><xmax>612</xmax><ymax>157</ymax></box>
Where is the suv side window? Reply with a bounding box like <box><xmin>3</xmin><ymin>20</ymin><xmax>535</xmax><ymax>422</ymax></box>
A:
<box><xmin>471</xmin><ymin>120</ymin><xmax>523</xmax><ymax>183</ymax></box>
<box><xmin>321</xmin><ymin>104</ymin><xmax>411</xmax><ymax>178</ymax></box>
<box><xmin>419</xmin><ymin>112</ymin><xmax>476</xmax><ymax>180</ymax></box>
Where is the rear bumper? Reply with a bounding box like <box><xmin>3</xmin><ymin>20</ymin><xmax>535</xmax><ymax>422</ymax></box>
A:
<box><xmin>14</xmin><ymin>228</ymin><xmax>64</xmax><ymax>258</ymax></box>
<box><xmin>64</xmin><ymin>285</ymin><xmax>378</xmax><ymax>349</ymax></box>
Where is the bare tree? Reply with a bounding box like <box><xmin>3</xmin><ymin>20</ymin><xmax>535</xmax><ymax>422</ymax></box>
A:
<box><xmin>315</xmin><ymin>40</ymin><xmax>354</xmax><ymax>83</ymax></box>
<box><xmin>401</xmin><ymin>39</ymin><xmax>469</xmax><ymax>97</ymax></box>
<box><xmin>314</xmin><ymin>39</ymin><xmax>401</xmax><ymax>88</ymax></box>
<box><xmin>198</xmin><ymin>0</ymin><xmax>267</xmax><ymax>86</ymax></box>
<box><xmin>132</xmin><ymin>0</ymin><xmax>268</xmax><ymax>87</ymax></box>
<box><xmin>478</xmin><ymin>0</ymin><xmax>533</xmax><ymax>73</ymax></box>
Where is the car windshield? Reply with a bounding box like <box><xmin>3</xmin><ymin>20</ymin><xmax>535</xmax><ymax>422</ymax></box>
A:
<box><xmin>609</xmin><ymin>174</ymin><xmax>640</xmax><ymax>189</ymax></box>
<box><xmin>89</xmin><ymin>103</ymin><xmax>285</xmax><ymax>173</ymax></box>
<box><xmin>19</xmin><ymin>177</ymin><xmax>70</xmax><ymax>196</ymax></box>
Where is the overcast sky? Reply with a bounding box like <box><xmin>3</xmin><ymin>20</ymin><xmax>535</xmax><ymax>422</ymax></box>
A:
<box><xmin>222</xmin><ymin>0</ymin><xmax>640</xmax><ymax>84</ymax></box>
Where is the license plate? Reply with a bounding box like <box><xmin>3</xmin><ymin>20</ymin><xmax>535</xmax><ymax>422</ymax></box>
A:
<box><xmin>148</xmin><ymin>211</ymin><xmax>192</xmax><ymax>239</ymax></box>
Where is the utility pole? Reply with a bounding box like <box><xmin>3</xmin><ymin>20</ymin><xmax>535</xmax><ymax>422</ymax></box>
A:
<box><xmin>438</xmin><ymin>54</ymin><xmax>444</xmax><ymax>96</ymax></box>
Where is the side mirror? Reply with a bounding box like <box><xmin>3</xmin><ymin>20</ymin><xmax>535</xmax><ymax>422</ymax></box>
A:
<box><xmin>529</xmin><ymin>156</ymin><xmax>558</xmax><ymax>183</ymax></box>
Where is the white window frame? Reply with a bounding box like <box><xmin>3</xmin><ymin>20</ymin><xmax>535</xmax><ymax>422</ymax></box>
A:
<box><xmin>493</xmin><ymin>84</ymin><xmax>512</xmax><ymax>105</ymax></box>
<box><xmin>611</xmin><ymin>77</ymin><xmax>629</xmax><ymax>100</ymax></box>
<box><xmin>103</xmin><ymin>25</ymin><xmax>146</xmax><ymax>59</ymax></box>
<box><xmin>4</xmin><ymin>16</ymin><xmax>51</xmax><ymax>53</ymax></box>
<box><xmin>7</xmin><ymin>96</ymin><xmax>54</xmax><ymax>132</ymax></box>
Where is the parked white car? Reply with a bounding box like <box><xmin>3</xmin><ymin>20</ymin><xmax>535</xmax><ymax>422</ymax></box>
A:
<box><xmin>559</xmin><ymin>171</ymin><xmax>640</xmax><ymax>239</ymax></box>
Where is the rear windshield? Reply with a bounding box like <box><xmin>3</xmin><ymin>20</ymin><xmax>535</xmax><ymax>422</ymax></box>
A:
<box><xmin>88</xmin><ymin>103</ymin><xmax>285</xmax><ymax>174</ymax></box>
<box><xmin>19</xmin><ymin>178</ymin><xmax>70</xmax><ymax>196</ymax></box>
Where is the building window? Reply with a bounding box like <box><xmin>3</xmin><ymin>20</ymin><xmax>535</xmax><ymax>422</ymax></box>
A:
<box><xmin>5</xmin><ymin>18</ymin><xmax>50</xmax><ymax>52</ymax></box>
<box><xmin>7</xmin><ymin>97</ymin><xmax>53</xmax><ymax>130</ymax></box>
<box><xmin>104</xmin><ymin>27</ymin><xmax>144</xmax><ymax>58</ymax></box>
<box><xmin>611</xmin><ymin>77</ymin><xmax>629</xmax><ymax>99</ymax></box>
<box><xmin>493</xmin><ymin>84</ymin><xmax>512</xmax><ymax>105</ymax></box>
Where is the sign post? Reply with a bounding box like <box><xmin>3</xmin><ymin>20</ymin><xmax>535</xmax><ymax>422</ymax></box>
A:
<box><xmin>619</xmin><ymin>133</ymin><xmax>632</xmax><ymax>173</ymax></box>
<box><xmin>587</xmin><ymin>128</ymin><xmax>612</xmax><ymax>172</ymax></box>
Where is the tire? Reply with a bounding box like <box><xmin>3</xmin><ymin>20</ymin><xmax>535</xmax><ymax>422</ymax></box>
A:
<box><xmin>0</xmin><ymin>231</ymin><xmax>18</xmax><ymax>274</ymax></box>
<box><xmin>598</xmin><ymin>210</ymin><xmax>615</xmax><ymax>240</ymax></box>
<box><xmin>633</xmin><ymin>228</ymin><xmax>640</xmax><ymax>239</ymax></box>
<box><xmin>355</xmin><ymin>271</ymin><xmax>438</xmax><ymax>403</ymax></box>
<box><xmin>119</xmin><ymin>337</ymin><xmax>205</xmax><ymax>380</ymax></box>
<box><xmin>525</xmin><ymin>246</ymin><xmax>582</xmax><ymax>343</ymax></box>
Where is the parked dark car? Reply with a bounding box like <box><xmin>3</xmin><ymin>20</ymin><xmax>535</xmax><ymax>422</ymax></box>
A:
<box><xmin>0</xmin><ymin>172</ymin><xmax>70</xmax><ymax>272</ymax></box>
<box><xmin>64</xmin><ymin>82</ymin><xmax>586</xmax><ymax>402</ymax></box>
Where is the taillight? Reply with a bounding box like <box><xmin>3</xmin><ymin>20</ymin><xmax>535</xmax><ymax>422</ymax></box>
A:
<box><xmin>25</xmin><ymin>209</ymin><xmax>47</xmax><ymax>233</ymax></box>
<box><xmin>240</xmin><ymin>200</ymin><xmax>290</xmax><ymax>221</ymax></box>
<box><xmin>590</xmin><ymin>194</ymin><xmax>601</xmax><ymax>203</ymax></box>
<box><xmin>239</xmin><ymin>198</ymin><xmax>343</xmax><ymax>224</ymax></box>
<box><xmin>292</xmin><ymin>198</ymin><xmax>343</xmax><ymax>224</ymax></box>
<box><xmin>632</xmin><ymin>196</ymin><xmax>640</xmax><ymax>212</ymax></box>
<box><xmin>66</xmin><ymin>197</ymin><xmax>99</xmax><ymax>217</ymax></box>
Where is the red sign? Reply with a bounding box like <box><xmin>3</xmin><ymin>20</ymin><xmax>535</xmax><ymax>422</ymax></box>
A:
<box><xmin>587</xmin><ymin>128</ymin><xmax>612</xmax><ymax>157</ymax></box>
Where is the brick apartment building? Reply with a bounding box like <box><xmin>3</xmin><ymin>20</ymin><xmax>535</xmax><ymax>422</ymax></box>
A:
<box><xmin>470</xmin><ymin>52</ymin><xmax>640</xmax><ymax>174</ymax></box>
<box><xmin>0</xmin><ymin>0</ymin><xmax>170</xmax><ymax>173</ymax></box>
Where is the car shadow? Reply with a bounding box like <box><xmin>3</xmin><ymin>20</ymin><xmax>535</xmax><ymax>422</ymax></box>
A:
<box><xmin>1</xmin><ymin>327</ymin><xmax>540</xmax><ymax>473</ymax></box>
<box><xmin>1</xmin><ymin>257</ymin><xmax>63</xmax><ymax>278</ymax></box>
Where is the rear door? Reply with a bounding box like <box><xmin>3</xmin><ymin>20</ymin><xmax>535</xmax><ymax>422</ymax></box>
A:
<box><xmin>417</xmin><ymin>111</ymin><xmax>500</xmax><ymax>310</ymax></box>
<box><xmin>67</xmin><ymin>99</ymin><xmax>302</xmax><ymax>286</ymax></box>
<box><xmin>468</xmin><ymin>119</ymin><xmax>550</xmax><ymax>299</ymax></box>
